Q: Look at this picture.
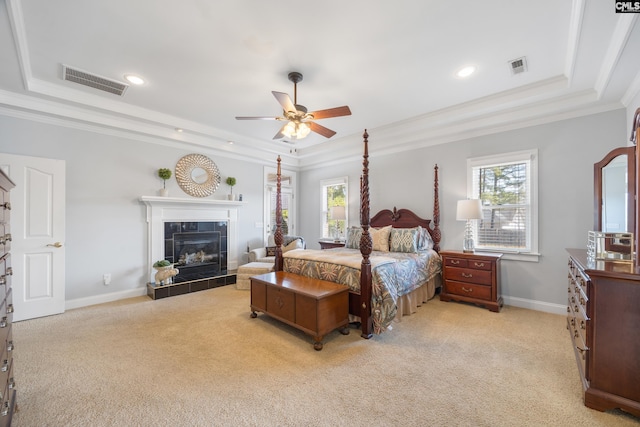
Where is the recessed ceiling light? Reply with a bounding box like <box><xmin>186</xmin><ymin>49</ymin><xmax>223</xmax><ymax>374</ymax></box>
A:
<box><xmin>456</xmin><ymin>66</ymin><xmax>476</xmax><ymax>78</ymax></box>
<box><xmin>175</xmin><ymin>128</ymin><xmax>183</xmax><ymax>133</ymax></box>
<box><xmin>227</xmin><ymin>141</ymin><xmax>234</xmax><ymax>145</ymax></box>
<box><xmin>124</xmin><ymin>74</ymin><xmax>145</xmax><ymax>85</ymax></box>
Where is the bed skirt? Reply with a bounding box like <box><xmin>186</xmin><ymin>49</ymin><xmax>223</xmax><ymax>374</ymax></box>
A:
<box><xmin>394</xmin><ymin>274</ymin><xmax>442</xmax><ymax>321</ymax></box>
<box><xmin>348</xmin><ymin>274</ymin><xmax>442</xmax><ymax>326</ymax></box>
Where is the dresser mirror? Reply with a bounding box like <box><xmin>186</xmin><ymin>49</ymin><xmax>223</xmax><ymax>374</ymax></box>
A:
<box><xmin>593</xmin><ymin>146</ymin><xmax>636</xmax><ymax>234</ymax></box>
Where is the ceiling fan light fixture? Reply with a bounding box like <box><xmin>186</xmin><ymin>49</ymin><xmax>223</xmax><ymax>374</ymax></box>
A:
<box><xmin>282</xmin><ymin>121</ymin><xmax>311</xmax><ymax>139</ymax></box>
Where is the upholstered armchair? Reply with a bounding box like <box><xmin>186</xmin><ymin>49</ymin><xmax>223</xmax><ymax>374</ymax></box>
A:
<box><xmin>248</xmin><ymin>235</ymin><xmax>306</xmax><ymax>263</ymax></box>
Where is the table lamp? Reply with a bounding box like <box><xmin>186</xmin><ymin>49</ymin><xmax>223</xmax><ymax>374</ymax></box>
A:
<box><xmin>330</xmin><ymin>206</ymin><xmax>346</xmax><ymax>242</ymax></box>
<box><xmin>457</xmin><ymin>199</ymin><xmax>482</xmax><ymax>253</ymax></box>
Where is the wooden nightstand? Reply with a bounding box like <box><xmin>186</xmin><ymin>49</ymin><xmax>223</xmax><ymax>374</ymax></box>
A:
<box><xmin>318</xmin><ymin>240</ymin><xmax>345</xmax><ymax>250</ymax></box>
<box><xmin>439</xmin><ymin>250</ymin><xmax>503</xmax><ymax>312</ymax></box>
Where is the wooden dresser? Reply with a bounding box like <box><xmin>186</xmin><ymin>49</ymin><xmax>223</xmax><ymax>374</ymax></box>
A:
<box><xmin>0</xmin><ymin>170</ymin><xmax>15</xmax><ymax>426</ymax></box>
<box><xmin>566</xmin><ymin>249</ymin><xmax>640</xmax><ymax>417</ymax></box>
<box><xmin>439</xmin><ymin>250</ymin><xmax>503</xmax><ymax>312</ymax></box>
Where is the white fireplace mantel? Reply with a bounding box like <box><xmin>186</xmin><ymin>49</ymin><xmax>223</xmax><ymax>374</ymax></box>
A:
<box><xmin>140</xmin><ymin>196</ymin><xmax>246</xmax><ymax>279</ymax></box>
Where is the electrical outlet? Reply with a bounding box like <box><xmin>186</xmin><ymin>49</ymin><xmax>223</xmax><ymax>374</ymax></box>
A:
<box><xmin>103</xmin><ymin>273</ymin><xmax>111</xmax><ymax>285</ymax></box>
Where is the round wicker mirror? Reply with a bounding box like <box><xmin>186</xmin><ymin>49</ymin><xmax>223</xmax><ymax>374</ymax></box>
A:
<box><xmin>175</xmin><ymin>154</ymin><xmax>221</xmax><ymax>197</ymax></box>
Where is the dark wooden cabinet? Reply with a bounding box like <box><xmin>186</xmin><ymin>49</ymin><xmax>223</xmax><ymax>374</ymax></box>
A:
<box><xmin>250</xmin><ymin>271</ymin><xmax>349</xmax><ymax>350</ymax></box>
<box><xmin>439</xmin><ymin>250</ymin><xmax>503</xmax><ymax>312</ymax></box>
<box><xmin>0</xmin><ymin>170</ymin><xmax>15</xmax><ymax>426</ymax></box>
<box><xmin>566</xmin><ymin>249</ymin><xmax>640</xmax><ymax>417</ymax></box>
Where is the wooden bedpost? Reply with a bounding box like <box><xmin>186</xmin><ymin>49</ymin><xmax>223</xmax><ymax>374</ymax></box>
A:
<box><xmin>274</xmin><ymin>156</ymin><xmax>284</xmax><ymax>271</ymax></box>
<box><xmin>431</xmin><ymin>164</ymin><xmax>441</xmax><ymax>252</ymax></box>
<box><xmin>359</xmin><ymin>130</ymin><xmax>373</xmax><ymax>339</ymax></box>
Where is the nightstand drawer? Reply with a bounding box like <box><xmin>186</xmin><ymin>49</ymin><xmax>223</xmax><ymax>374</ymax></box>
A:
<box><xmin>444</xmin><ymin>266</ymin><xmax>492</xmax><ymax>285</ymax></box>
<box><xmin>444</xmin><ymin>257</ymin><xmax>468</xmax><ymax>268</ymax></box>
<box><xmin>445</xmin><ymin>280</ymin><xmax>491</xmax><ymax>300</ymax></box>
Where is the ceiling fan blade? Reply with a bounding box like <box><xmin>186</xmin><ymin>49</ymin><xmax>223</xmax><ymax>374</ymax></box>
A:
<box><xmin>273</xmin><ymin>124</ymin><xmax>287</xmax><ymax>140</ymax></box>
<box><xmin>235</xmin><ymin>116</ymin><xmax>279</xmax><ymax>120</ymax></box>
<box><xmin>309</xmin><ymin>106</ymin><xmax>352</xmax><ymax>120</ymax></box>
<box><xmin>272</xmin><ymin>91</ymin><xmax>296</xmax><ymax>113</ymax></box>
<box><xmin>309</xmin><ymin>121</ymin><xmax>337</xmax><ymax>138</ymax></box>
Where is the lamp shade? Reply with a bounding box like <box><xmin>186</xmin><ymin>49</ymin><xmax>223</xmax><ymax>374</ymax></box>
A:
<box><xmin>329</xmin><ymin>206</ymin><xmax>346</xmax><ymax>220</ymax></box>
<box><xmin>456</xmin><ymin>199</ymin><xmax>482</xmax><ymax>221</ymax></box>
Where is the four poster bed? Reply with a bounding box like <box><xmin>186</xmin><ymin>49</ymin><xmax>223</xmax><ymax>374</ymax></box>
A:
<box><xmin>272</xmin><ymin>130</ymin><xmax>442</xmax><ymax>338</ymax></box>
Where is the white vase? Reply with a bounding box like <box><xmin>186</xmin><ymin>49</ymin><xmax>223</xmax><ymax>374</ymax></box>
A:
<box><xmin>159</xmin><ymin>188</ymin><xmax>169</xmax><ymax>197</ymax></box>
<box><xmin>227</xmin><ymin>194</ymin><xmax>233</xmax><ymax>200</ymax></box>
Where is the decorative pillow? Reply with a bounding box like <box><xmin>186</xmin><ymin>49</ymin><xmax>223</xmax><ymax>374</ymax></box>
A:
<box><xmin>390</xmin><ymin>228</ymin><xmax>420</xmax><ymax>253</ymax></box>
<box><xmin>282</xmin><ymin>238</ymin><xmax>303</xmax><ymax>253</ymax></box>
<box><xmin>346</xmin><ymin>226</ymin><xmax>362</xmax><ymax>249</ymax></box>
<box><xmin>417</xmin><ymin>226</ymin><xmax>434</xmax><ymax>250</ymax></box>
<box><xmin>371</xmin><ymin>225</ymin><xmax>392</xmax><ymax>252</ymax></box>
<box><xmin>265</xmin><ymin>246</ymin><xmax>277</xmax><ymax>257</ymax></box>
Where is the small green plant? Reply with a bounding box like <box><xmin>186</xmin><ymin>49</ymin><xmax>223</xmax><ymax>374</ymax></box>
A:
<box><xmin>226</xmin><ymin>176</ymin><xmax>237</xmax><ymax>195</ymax></box>
<box><xmin>158</xmin><ymin>168</ymin><xmax>172</xmax><ymax>189</ymax></box>
<box><xmin>153</xmin><ymin>259</ymin><xmax>171</xmax><ymax>268</ymax></box>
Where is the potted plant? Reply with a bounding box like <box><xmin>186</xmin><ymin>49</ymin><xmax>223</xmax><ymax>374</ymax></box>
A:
<box><xmin>226</xmin><ymin>176</ymin><xmax>236</xmax><ymax>200</ymax></box>
<box><xmin>158</xmin><ymin>168</ymin><xmax>172</xmax><ymax>196</ymax></box>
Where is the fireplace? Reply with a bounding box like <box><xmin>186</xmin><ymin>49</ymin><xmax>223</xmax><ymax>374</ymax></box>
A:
<box><xmin>141</xmin><ymin>196</ymin><xmax>244</xmax><ymax>297</ymax></box>
<box><xmin>164</xmin><ymin>221</ymin><xmax>227</xmax><ymax>283</ymax></box>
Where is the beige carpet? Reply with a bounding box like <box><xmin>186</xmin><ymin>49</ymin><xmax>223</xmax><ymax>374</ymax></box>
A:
<box><xmin>10</xmin><ymin>285</ymin><xmax>640</xmax><ymax>427</ymax></box>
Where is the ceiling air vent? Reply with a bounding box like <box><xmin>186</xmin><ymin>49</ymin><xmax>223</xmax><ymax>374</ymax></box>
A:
<box><xmin>508</xmin><ymin>57</ymin><xmax>527</xmax><ymax>75</ymax></box>
<box><xmin>62</xmin><ymin>65</ymin><xmax>128</xmax><ymax>96</ymax></box>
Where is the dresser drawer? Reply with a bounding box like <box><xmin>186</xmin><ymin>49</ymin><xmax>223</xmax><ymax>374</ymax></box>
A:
<box><xmin>444</xmin><ymin>266</ymin><xmax>492</xmax><ymax>285</ymax></box>
<box><xmin>266</xmin><ymin>286</ymin><xmax>295</xmax><ymax>323</ymax></box>
<box><xmin>444</xmin><ymin>280</ymin><xmax>491</xmax><ymax>300</ymax></box>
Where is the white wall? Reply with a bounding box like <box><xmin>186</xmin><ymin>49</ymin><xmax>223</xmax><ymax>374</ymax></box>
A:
<box><xmin>298</xmin><ymin>109</ymin><xmax>628</xmax><ymax>313</ymax></box>
<box><xmin>0</xmin><ymin>115</ymin><xmax>268</xmax><ymax>306</ymax></box>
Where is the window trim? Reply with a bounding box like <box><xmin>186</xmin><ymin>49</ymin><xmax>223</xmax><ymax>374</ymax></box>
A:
<box><xmin>467</xmin><ymin>149</ymin><xmax>540</xmax><ymax>262</ymax></box>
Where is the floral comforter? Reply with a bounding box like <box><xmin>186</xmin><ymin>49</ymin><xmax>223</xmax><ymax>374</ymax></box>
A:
<box><xmin>282</xmin><ymin>248</ymin><xmax>442</xmax><ymax>333</ymax></box>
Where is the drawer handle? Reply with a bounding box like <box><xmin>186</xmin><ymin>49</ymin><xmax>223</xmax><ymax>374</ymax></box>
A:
<box><xmin>7</xmin><ymin>341</ymin><xmax>13</xmax><ymax>352</ymax></box>
<box><xmin>3</xmin><ymin>234</ymin><xmax>9</xmax><ymax>243</ymax></box>
<box><xmin>576</xmin><ymin>345</ymin><xmax>589</xmax><ymax>354</ymax></box>
<box><xmin>461</xmin><ymin>286</ymin><xmax>473</xmax><ymax>293</ymax></box>
<box><xmin>473</xmin><ymin>262</ymin><xmax>485</xmax><ymax>268</ymax></box>
<box><xmin>450</xmin><ymin>260</ymin><xmax>460</xmax><ymax>265</ymax></box>
<box><xmin>0</xmin><ymin>402</ymin><xmax>6</xmax><ymax>417</ymax></box>
<box><xmin>1</xmin><ymin>360</ymin><xmax>7</xmax><ymax>372</ymax></box>
<box><xmin>6</xmin><ymin>267</ymin><xmax>11</xmax><ymax>276</ymax></box>
<box><xmin>580</xmin><ymin>320</ymin><xmax>585</xmax><ymax>330</ymax></box>
<box><xmin>579</xmin><ymin>297</ymin><xmax>585</xmax><ymax>305</ymax></box>
<box><xmin>8</xmin><ymin>378</ymin><xmax>14</xmax><ymax>389</ymax></box>
<box><xmin>6</xmin><ymin>305</ymin><xmax>12</xmax><ymax>314</ymax></box>
<box><xmin>0</xmin><ymin>277</ymin><xmax>5</xmax><ymax>286</ymax></box>
<box><xmin>461</xmin><ymin>273</ymin><xmax>473</xmax><ymax>278</ymax></box>
<box><xmin>0</xmin><ymin>318</ymin><xmax>7</xmax><ymax>328</ymax></box>
<box><xmin>1</xmin><ymin>202</ymin><xmax>9</xmax><ymax>211</ymax></box>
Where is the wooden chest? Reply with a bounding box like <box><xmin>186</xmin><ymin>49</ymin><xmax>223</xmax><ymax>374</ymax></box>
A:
<box><xmin>250</xmin><ymin>271</ymin><xmax>349</xmax><ymax>350</ymax></box>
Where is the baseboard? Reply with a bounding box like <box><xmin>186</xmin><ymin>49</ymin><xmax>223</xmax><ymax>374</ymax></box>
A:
<box><xmin>503</xmin><ymin>296</ymin><xmax>567</xmax><ymax>315</ymax></box>
<box><xmin>65</xmin><ymin>288</ymin><xmax>148</xmax><ymax>310</ymax></box>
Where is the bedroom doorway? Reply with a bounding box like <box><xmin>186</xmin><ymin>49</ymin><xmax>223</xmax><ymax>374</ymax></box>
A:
<box><xmin>0</xmin><ymin>153</ymin><xmax>66</xmax><ymax>321</ymax></box>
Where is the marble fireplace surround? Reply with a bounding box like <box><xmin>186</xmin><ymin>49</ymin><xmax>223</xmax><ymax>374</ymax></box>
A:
<box><xmin>140</xmin><ymin>196</ymin><xmax>245</xmax><ymax>281</ymax></box>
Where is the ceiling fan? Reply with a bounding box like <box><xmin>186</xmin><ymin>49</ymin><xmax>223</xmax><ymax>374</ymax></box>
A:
<box><xmin>235</xmin><ymin>72</ymin><xmax>352</xmax><ymax>140</ymax></box>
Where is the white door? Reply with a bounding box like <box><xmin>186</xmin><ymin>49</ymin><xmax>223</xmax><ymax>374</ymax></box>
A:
<box><xmin>0</xmin><ymin>153</ymin><xmax>66</xmax><ymax>321</ymax></box>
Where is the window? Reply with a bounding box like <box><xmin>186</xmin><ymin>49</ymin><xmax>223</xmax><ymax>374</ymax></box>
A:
<box><xmin>320</xmin><ymin>177</ymin><xmax>348</xmax><ymax>240</ymax></box>
<box><xmin>468</xmin><ymin>150</ymin><xmax>538</xmax><ymax>261</ymax></box>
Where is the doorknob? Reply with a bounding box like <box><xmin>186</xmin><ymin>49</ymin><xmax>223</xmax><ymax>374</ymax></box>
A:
<box><xmin>47</xmin><ymin>242</ymin><xmax>63</xmax><ymax>248</ymax></box>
